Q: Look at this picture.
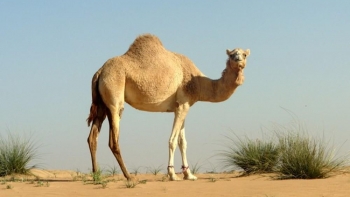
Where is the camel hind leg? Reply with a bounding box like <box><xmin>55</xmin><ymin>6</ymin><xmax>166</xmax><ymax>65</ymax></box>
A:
<box><xmin>98</xmin><ymin>72</ymin><xmax>131</xmax><ymax>180</ymax></box>
<box><xmin>87</xmin><ymin>104</ymin><xmax>106</xmax><ymax>172</ymax></box>
<box><xmin>105</xmin><ymin>101</ymin><xmax>132</xmax><ymax>180</ymax></box>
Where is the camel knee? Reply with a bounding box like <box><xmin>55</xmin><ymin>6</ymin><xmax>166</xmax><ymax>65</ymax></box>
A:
<box><xmin>109</xmin><ymin>141</ymin><xmax>121</xmax><ymax>155</ymax></box>
<box><xmin>87</xmin><ymin>136</ymin><xmax>93</xmax><ymax>145</ymax></box>
<box><xmin>169</xmin><ymin>140</ymin><xmax>177</xmax><ymax>150</ymax></box>
<box><xmin>87</xmin><ymin>128</ymin><xmax>99</xmax><ymax>147</ymax></box>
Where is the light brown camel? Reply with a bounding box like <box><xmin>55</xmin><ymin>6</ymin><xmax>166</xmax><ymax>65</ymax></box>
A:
<box><xmin>87</xmin><ymin>34</ymin><xmax>250</xmax><ymax>181</ymax></box>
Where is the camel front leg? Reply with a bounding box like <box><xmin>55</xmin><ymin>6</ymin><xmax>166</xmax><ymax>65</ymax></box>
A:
<box><xmin>178</xmin><ymin>124</ymin><xmax>197</xmax><ymax>180</ymax></box>
<box><xmin>168</xmin><ymin>102</ymin><xmax>189</xmax><ymax>181</ymax></box>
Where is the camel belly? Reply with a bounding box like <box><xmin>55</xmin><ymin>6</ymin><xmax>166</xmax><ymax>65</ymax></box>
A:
<box><xmin>125</xmin><ymin>92</ymin><xmax>177</xmax><ymax>112</ymax></box>
<box><xmin>124</xmin><ymin>80</ymin><xmax>179</xmax><ymax>112</ymax></box>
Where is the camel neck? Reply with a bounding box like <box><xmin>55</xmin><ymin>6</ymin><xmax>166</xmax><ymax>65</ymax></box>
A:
<box><xmin>198</xmin><ymin>68</ymin><xmax>241</xmax><ymax>103</ymax></box>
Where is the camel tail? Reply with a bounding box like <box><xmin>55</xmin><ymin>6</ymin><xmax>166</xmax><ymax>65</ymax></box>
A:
<box><xmin>87</xmin><ymin>69</ymin><xmax>103</xmax><ymax>127</ymax></box>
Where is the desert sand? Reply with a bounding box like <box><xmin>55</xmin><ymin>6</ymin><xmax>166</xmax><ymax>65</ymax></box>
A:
<box><xmin>1</xmin><ymin>169</ymin><xmax>350</xmax><ymax>197</ymax></box>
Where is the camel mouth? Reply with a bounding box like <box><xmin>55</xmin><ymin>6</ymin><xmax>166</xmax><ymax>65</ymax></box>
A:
<box><xmin>239</xmin><ymin>65</ymin><xmax>245</xmax><ymax>69</ymax></box>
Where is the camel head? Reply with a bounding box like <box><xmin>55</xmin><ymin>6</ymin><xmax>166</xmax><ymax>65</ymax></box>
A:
<box><xmin>226</xmin><ymin>48</ymin><xmax>250</xmax><ymax>69</ymax></box>
<box><xmin>226</xmin><ymin>48</ymin><xmax>250</xmax><ymax>85</ymax></box>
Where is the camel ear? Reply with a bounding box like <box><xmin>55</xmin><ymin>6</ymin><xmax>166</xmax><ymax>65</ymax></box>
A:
<box><xmin>226</xmin><ymin>49</ymin><xmax>231</xmax><ymax>55</ymax></box>
<box><xmin>245</xmin><ymin>49</ymin><xmax>250</xmax><ymax>56</ymax></box>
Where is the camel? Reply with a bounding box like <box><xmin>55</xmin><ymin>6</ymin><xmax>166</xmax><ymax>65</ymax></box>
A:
<box><xmin>87</xmin><ymin>34</ymin><xmax>250</xmax><ymax>181</ymax></box>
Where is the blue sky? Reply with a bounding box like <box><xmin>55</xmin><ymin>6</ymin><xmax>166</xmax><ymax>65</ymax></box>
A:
<box><xmin>1</xmin><ymin>1</ymin><xmax>349</xmax><ymax>173</ymax></box>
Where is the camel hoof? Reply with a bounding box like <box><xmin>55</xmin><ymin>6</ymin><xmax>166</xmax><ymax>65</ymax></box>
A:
<box><xmin>184</xmin><ymin>174</ymin><xmax>197</xmax><ymax>180</ymax></box>
<box><xmin>169</xmin><ymin>174</ymin><xmax>182</xmax><ymax>181</ymax></box>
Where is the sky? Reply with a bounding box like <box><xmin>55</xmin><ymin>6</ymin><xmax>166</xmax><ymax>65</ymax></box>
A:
<box><xmin>1</xmin><ymin>1</ymin><xmax>349</xmax><ymax>173</ymax></box>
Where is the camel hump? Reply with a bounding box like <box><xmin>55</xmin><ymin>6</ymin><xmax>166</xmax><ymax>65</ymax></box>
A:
<box><xmin>125</xmin><ymin>34</ymin><xmax>165</xmax><ymax>57</ymax></box>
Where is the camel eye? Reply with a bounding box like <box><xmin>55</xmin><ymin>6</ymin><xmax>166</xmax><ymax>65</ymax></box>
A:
<box><xmin>243</xmin><ymin>53</ymin><xmax>247</xmax><ymax>58</ymax></box>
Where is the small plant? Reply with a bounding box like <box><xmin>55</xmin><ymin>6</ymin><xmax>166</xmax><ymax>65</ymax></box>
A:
<box><xmin>0</xmin><ymin>132</ymin><xmax>40</xmax><ymax>176</ymax></box>
<box><xmin>124</xmin><ymin>180</ymin><xmax>138</xmax><ymax>188</ymax></box>
<box><xmin>6</xmin><ymin>184</ymin><xmax>13</xmax><ymax>189</ymax></box>
<box><xmin>35</xmin><ymin>181</ymin><xmax>50</xmax><ymax>187</ymax></box>
<box><xmin>91</xmin><ymin>167</ymin><xmax>104</xmax><ymax>184</ymax></box>
<box><xmin>139</xmin><ymin>179</ymin><xmax>147</xmax><ymax>184</ymax></box>
<box><xmin>81</xmin><ymin>175</ymin><xmax>88</xmax><ymax>184</ymax></box>
<box><xmin>208</xmin><ymin>176</ymin><xmax>217</xmax><ymax>182</ymax></box>
<box><xmin>131</xmin><ymin>166</ymin><xmax>142</xmax><ymax>176</ymax></box>
<box><xmin>206</xmin><ymin>162</ymin><xmax>219</xmax><ymax>174</ymax></box>
<box><xmin>106</xmin><ymin>165</ymin><xmax>120</xmax><ymax>176</ymax></box>
<box><xmin>190</xmin><ymin>161</ymin><xmax>202</xmax><ymax>174</ymax></box>
<box><xmin>147</xmin><ymin>165</ymin><xmax>163</xmax><ymax>175</ymax></box>
<box><xmin>101</xmin><ymin>181</ymin><xmax>108</xmax><ymax>189</ymax></box>
<box><xmin>161</xmin><ymin>175</ymin><xmax>168</xmax><ymax>182</ymax></box>
<box><xmin>36</xmin><ymin>181</ymin><xmax>44</xmax><ymax>187</ymax></box>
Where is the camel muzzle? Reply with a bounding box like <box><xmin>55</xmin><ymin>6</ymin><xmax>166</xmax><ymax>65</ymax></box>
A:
<box><xmin>230</xmin><ymin>54</ymin><xmax>243</xmax><ymax>62</ymax></box>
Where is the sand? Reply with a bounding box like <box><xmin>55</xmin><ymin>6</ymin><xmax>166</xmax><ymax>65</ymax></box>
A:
<box><xmin>1</xmin><ymin>169</ymin><xmax>350</xmax><ymax>197</ymax></box>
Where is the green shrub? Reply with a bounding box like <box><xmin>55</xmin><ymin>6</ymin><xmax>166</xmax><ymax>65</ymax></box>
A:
<box><xmin>220</xmin><ymin>133</ymin><xmax>279</xmax><ymax>174</ymax></box>
<box><xmin>220</xmin><ymin>118</ymin><xmax>348</xmax><ymax>179</ymax></box>
<box><xmin>91</xmin><ymin>167</ymin><xmax>104</xmax><ymax>184</ymax></box>
<box><xmin>0</xmin><ymin>133</ymin><xmax>40</xmax><ymax>176</ymax></box>
<box><xmin>277</xmin><ymin>131</ymin><xmax>346</xmax><ymax>179</ymax></box>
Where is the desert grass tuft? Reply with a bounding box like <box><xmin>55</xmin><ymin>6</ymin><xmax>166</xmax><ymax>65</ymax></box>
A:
<box><xmin>6</xmin><ymin>184</ymin><xmax>13</xmax><ymax>189</ymax></box>
<box><xmin>219</xmin><ymin>132</ymin><xmax>279</xmax><ymax>175</ymax></box>
<box><xmin>0</xmin><ymin>132</ymin><xmax>40</xmax><ymax>176</ymax></box>
<box><xmin>276</xmin><ymin>130</ymin><xmax>347</xmax><ymax>179</ymax></box>
<box><xmin>131</xmin><ymin>166</ymin><xmax>142</xmax><ymax>176</ymax></box>
<box><xmin>219</xmin><ymin>115</ymin><xmax>348</xmax><ymax>179</ymax></box>
<box><xmin>190</xmin><ymin>160</ymin><xmax>203</xmax><ymax>175</ymax></box>
<box><xmin>106</xmin><ymin>165</ymin><xmax>120</xmax><ymax>176</ymax></box>
<box><xmin>147</xmin><ymin>165</ymin><xmax>163</xmax><ymax>175</ymax></box>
